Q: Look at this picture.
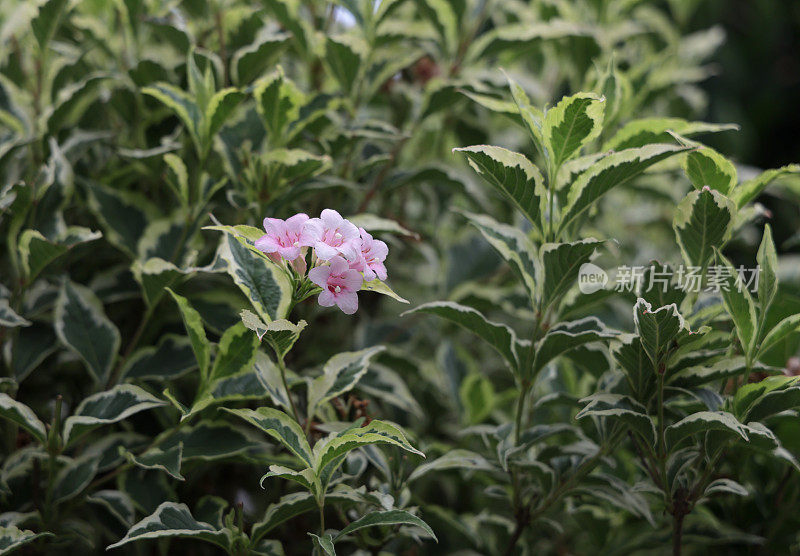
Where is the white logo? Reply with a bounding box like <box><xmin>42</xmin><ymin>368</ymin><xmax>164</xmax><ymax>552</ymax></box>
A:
<box><xmin>578</xmin><ymin>263</ymin><xmax>608</xmax><ymax>294</ymax></box>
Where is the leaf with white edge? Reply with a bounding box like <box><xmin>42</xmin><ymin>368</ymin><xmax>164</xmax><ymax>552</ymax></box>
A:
<box><xmin>208</xmin><ymin>322</ymin><xmax>259</xmax><ymax>383</ymax></box>
<box><xmin>222</xmin><ymin>407</ymin><xmax>313</xmax><ymax>467</ymax></box>
<box><xmin>63</xmin><ymin>384</ymin><xmax>166</xmax><ymax>445</ymax></box>
<box><xmin>459</xmin><ymin>211</ymin><xmax>537</xmax><ymax>301</ymax></box>
<box><xmin>334</xmin><ymin>510</ymin><xmax>436</xmax><ymax>542</ymax></box>
<box><xmin>203</xmin><ymin>88</ymin><xmax>245</xmax><ymax>145</ymax></box>
<box><xmin>415</xmin><ymin>0</ymin><xmax>458</xmax><ymax>55</ymax></box>
<box><xmin>260</xmin><ymin>465</ymin><xmax>317</xmax><ymax>492</ymax></box>
<box><xmin>124</xmin><ymin>443</ymin><xmax>184</xmax><ymax>480</ymax></box>
<box><xmin>253</xmin><ymin>352</ymin><xmax>292</xmax><ymax>411</ymax></box>
<box><xmin>669</xmin><ymin>357</ymin><xmax>775</xmax><ymax>388</ymax></box>
<box><xmin>453</xmin><ymin>145</ymin><xmax>546</xmax><ymax>232</ymax></box>
<box><xmin>163</xmin><ymin>153</ymin><xmax>189</xmax><ymax>205</ymax></box>
<box><xmin>408</xmin><ymin>449</ymin><xmax>493</xmax><ymax>482</ymax></box>
<box><xmin>714</xmin><ymin>250</ymin><xmax>758</xmax><ymax>356</ymax></box>
<box><xmin>251</xmin><ymin>492</ymin><xmax>317</xmax><ymax>540</ymax></box>
<box><xmin>403</xmin><ymin>302</ymin><xmax>519</xmax><ymax>374</ymax></box>
<box><xmin>746</xmin><ymin>383</ymin><xmax>800</xmax><ymax>422</ymax></box>
<box><xmin>704</xmin><ymin>478</ymin><xmax>748</xmax><ymax>498</ymax></box>
<box><xmin>132</xmin><ymin>258</ymin><xmax>184</xmax><ymax>307</ymax></box>
<box><xmin>32</xmin><ymin>0</ymin><xmax>69</xmax><ymax>49</ymax></box>
<box><xmin>0</xmin><ymin>526</ymin><xmax>52</xmax><ymax>554</ymax></box>
<box><xmin>559</xmin><ymin>144</ymin><xmax>692</xmax><ymax>234</ymax></box>
<box><xmin>325</xmin><ymin>35</ymin><xmax>363</xmax><ymax>91</ymax></box>
<box><xmin>241</xmin><ymin>311</ymin><xmax>307</xmax><ymax>358</ymax></box>
<box><xmin>543</xmin><ymin>93</ymin><xmax>605</xmax><ymax>169</ymax></box>
<box><xmin>157</xmin><ymin>422</ymin><xmax>259</xmax><ymax>461</ymax></box>
<box><xmin>577</xmin><ymin>394</ymin><xmax>656</xmax><ymax>446</ymax></box>
<box><xmin>347</xmin><ymin>214</ymin><xmax>420</xmax><ymax>240</ymax></box>
<box><xmin>633</xmin><ymin>299</ymin><xmax>686</xmax><ymax>368</ymax></box>
<box><xmin>0</xmin><ymin>394</ymin><xmax>47</xmax><ymax>443</ymax></box>
<box><xmin>759</xmin><ymin>314</ymin><xmax>800</xmax><ymax>358</ymax></box>
<box><xmin>0</xmin><ymin>300</ymin><xmax>30</xmax><ymax>327</ymax></box>
<box><xmin>87</xmin><ymin>490</ymin><xmax>135</xmax><ymax>527</ymax></box>
<box><xmin>232</xmin><ymin>31</ymin><xmax>289</xmax><ymax>85</ymax></box>
<box><xmin>107</xmin><ymin>502</ymin><xmax>231</xmax><ymax>550</ymax></box>
<box><xmin>19</xmin><ymin>227</ymin><xmax>101</xmax><ymax>281</ymax></box>
<box><xmin>603</xmin><ymin>118</ymin><xmax>738</xmax><ymax>151</ymax></box>
<box><xmin>756</xmin><ymin>224</ymin><xmax>779</xmax><ymax>316</ymax></box>
<box><xmin>307</xmin><ymin>347</ymin><xmax>385</xmax><ymax>419</ymax></box>
<box><xmin>674</xmin><ymin>187</ymin><xmax>736</xmax><ymax>270</ymax></box>
<box><xmin>309</xmin><ymin>533</ymin><xmax>337</xmax><ymax>555</ymax></box>
<box><xmin>665</xmin><ymin>411</ymin><xmax>748</xmax><ymax>449</ymax></box>
<box><xmin>122</xmin><ymin>334</ymin><xmax>197</xmax><ymax>381</ymax></box>
<box><xmin>264</xmin><ymin>149</ymin><xmax>332</xmax><ymax>182</ymax></box>
<box><xmin>734</xmin><ymin>164</ymin><xmax>800</xmax><ymax>208</ymax></box>
<box><xmin>86</xmin><ymin>181</ymin><xmax>156</xmax><ymax>256</ymax></box>
<box><xmin>54</xmin><ymin>280</ymin><xmax>120</xmax><ymax>384</ymax></box>
<box><xmin>360</xmin><ymin>279</ymin><xmax>409</xmax><ymax>304</ymax></box>
<box><xmin>533</xmin><ymin>317</ymin><xmax>618</xmax><ymax>374</ymax></box>
<box><xmin>142</xmin><ymin>83</ymin><xmax>202</xmax><ymax>151</ymax></box>
<box><xmin>218</xmin><ymin>234</ymin><xmax>292</xmax><ymax>322</ymax></box>
<box><xmin>540</xmin><ymin>239</ymin><xmax>605</xmax><ymax>310</ymax></box>
<box><xmin>254</xmin><ymin>67</ymin><xmax>305</xmax><ymax>140</ymax></box>
<box><xmin>683</xmin><ymin>146</ymin><xmax>737</xmax><ymax>195</ymax></box>
<box><xmin>53</xmin><ymin>456</ymin><xmax>98</xmax><ymax>504</ymax></box>
<box><xmin>166</xmin><ymin>289</ymin><xmax>210</xmax><ymax>380</ymax></box>
<box><xmin>460</xmin><ymin>373</ymin><xmax>495</xmax><ymax>425</ymax></box>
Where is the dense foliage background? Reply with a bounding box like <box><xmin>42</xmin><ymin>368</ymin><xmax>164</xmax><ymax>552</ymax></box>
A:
<box><xmin>1</xmin><ymin>0</ymin><xmax>799</xmax><ymax>554</ymax></box>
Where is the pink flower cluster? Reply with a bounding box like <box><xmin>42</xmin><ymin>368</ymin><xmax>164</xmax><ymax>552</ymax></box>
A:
<box><xmin>255</xmin><ymin>209</ymin><xmax>389</xmax><ymax>314</ymax></box>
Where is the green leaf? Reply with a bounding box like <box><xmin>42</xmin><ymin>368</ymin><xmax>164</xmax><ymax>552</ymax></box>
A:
<box><xmin>223</xmin><ymin>407</ymin><xmax>313</xmax><ymax>467</ymax></box>
<box><xmin>124</xmin><ymin>443</ymin><xmax>184</xmax><ymax>481</ymax></box>
<box><xmin>360</xmin><ymin>279</ymin><xmax>410</xmax><ymax>304</ymax></box>
<box><xmin>52</xmin><ymin>456</ymin><xmax>98</xmax><ymax>504</ymax></box>
<box><xmin>204</xmin><ymin>88</ymin><xmax>245</xmax><ymax>144</ymax></box>
<box><xmin>674</xmin><ymin>188</ymin><xmax>735</xmax><ymax>268</ymax></box>
<box><xmin>714</xmin><ymin>250</ymin><xmax>758</xmax><ymax>356</ymax></box>
<box><xmin>612</xmin><ymin>335</ymin><xmax>655</xmax><ymax>401</ymax></box>
<box><xmin>414</xmin><ymin>0</ymin><xmax>458</xmax><ymax>55</ymax></box>
<box><xmin>683</xmin><ymin>146</ymin><xmax>737</xmax><ymax>195</ymax></box>
<box><xmin>333</xmin><ymin>510</ymin><xmax>436</xmax><ymax>542</ymax></box>
<box><xmin>157</xmin><ymin>422</ymin><xmax>259</xmax><ymax>461</ymax></box>
<box><xmin>260</xmin><ymin>465</ymin><xmax>317</xmax><ymax>493</ymax></box>
<box><xmin>0</xmin><ymin>299</ymin><xmax>30</xmax><ymax>327</ymax></box>
<box><xmin>19</xmin><ymin>227</ymin><xmax>101</xmax><ymax>282</ymax></box>
<box><xmin>166</xmin><ymin>289</ymin><xmax>211</xmax><ymax>381</ymax></box>
<box><xmin>459</xmin><ymin>211</ymin><xmax>538</xmax><ymax>300</ymax></box>
<box><xmin>704</xmin><ymin>478</ymin><xmax>748</xmax><ymax>498</ymax></box>
<box><xmin>633</xmin><ymin>299</ymin><xmax>686</xmax><ymax>368</ymax></box>
<box><xmin>543</xmin><ymin>93</ymin><xmax>605</xmax><ymax>169</ymax></box>
<box><xmin>669</xmin><ymin>357</ymin><xmax>773</xmax><ymax>389</ymax></box>
<box><xmin>665</xmin><ymin>411</ymin><xmax>748</xmax><ymax>449</ymax></box>
<box><xmin>307</xmin><ymin>347</ymin><xmax>385</xmax><ymax>419</ymax></box>
<box><xmin>759</xmin><ymin>314</ymin><xmax>800</xmax><ymax>359</ymax></box>
<box><xmin>86</xmin><ymin>181</ymin><xmax>156</xmax><ymax>256</ymax></box>
<box><xmin>252</xmin><ymin>352</ymin><xmax>293</xmax><ymax>411</ymax></box>
<box><xmin>32</xmin><ymin>0</ymin><xmax>69</xmax><ymax>49</ymax></box>
<box><xmin>603</xmin><ymin>118</ymin><xmax>738</xmax><ymax>151</ymax></box>
<box><xmin>264</xmin><ymin>149</ymin><xmax>332</xmax><ymax>182</ymax></box>
<box><xmin>576</xmin><ymin>394</ymin><xmax>656</xmax><ymax>446</ymax></box>
<box><xmin>459</xmin><ymin>373</ymin><xmax>495</xmax><ymax>425</ymax></box>
<box><xmin>142</xmin><ymin>84</ymin><xmax>202</xmax><ymax>151</ymax></box>
<box><xmin>347</xmin><ymin>214</ymin><xmax>420</xmax><ymax>240</ymax></box>
<box><xmin>240</xmin><ymin>311</ymin><xmax>307</xmax><ymax>359</ymax></box>
<box><xmin>453</xmin><ymin>145</ymin><xmax>545</xmax><ymax>232</ymax></box>
<box><xmin>163</xmin><ymin>153</ymin><xmax>189</xmax><ymax>205</ymax></box>
<box><xmin>251</xmin><ymin>492</ymin><xmax>317</xmax><ymax>540</ymax></box>
<box><xmin>209</xmin><ymin>323</ymin><xmax>259</xmax><ymax>383</ymax></box>
<box><xmin>107</xmin><ymin>502</ymin><xmax>231</xmax><ymax>550</ymax></box>
<box><xmin>54</xmin><ymin>280</ymin><xmax>120</xmax><ymax>384</ymax></box>
<box><xmin>309</xmin><ymin>533</ymin><xmax>337</xmax><ymax>555</ymax></box>
<box><xmin>540</xmin><ymin>239</ymin><xmax>605</xmax><ymax>310</ymax></box>
<box><xmin>254</xmin><ymin>67</ymin><xmax>305</xmax><ymax>141</ymax></box>
<box><xmin>734</xmin><ymin>164</ymin><xmax>800</xmax><ymax>208</ymax></box>
<box><xmin>63</xmin><ymin>384</ymin><xmax>166</xmax><ymax>445</ymax></box>
<box><xmin>325</xmin><ymin>36</ymin><xmax>363</xmax><ymax>92</ymax></box>
<box><xmin>218</xmin><ymin>234</ymin><xmax>293</xmax><ymax>322</ymax></box>
<box><xmin>0</xmin><ymin>394</ymin><xmax>47</xmax><ymax>443</ymax></box>
<box><xmin>403</xmin><ymin>302</ymin><xmax>520</xmax><ymax>374</ymax></box>
<box><xmin>533</xmin><ymin>317</ymin><xmax>618</xmax><ymax>374</ymax></box>
<box><xmin>232</xmin><ymin>32</ymin><xmax>289</xmax><ymax>85</ymax></box>
<box><xmin>407</xmin><ymin>449</ymin><xmax>492</xmax><ymax>482</ymax></box>
<box><xmin>559</xmin><ymin>144</ymin><xmax>691</xmax><ymax>234</ymax></box>
<box><xmin>87</xmin><ymin>490</ymin><xmax>135</xmax><ymax>527</ymax></box>
<box><xmin>746</xmin><ymin>383</ymin><xmax>800</xmax><ymax>422</ymax></box>
<box><xmin>756</xmin><ymin>224</ymin><xmax>778</xmax><ymax>316</ymax></box>
<box><xmin>0</xmin><ymin>526</ymin><xmax>52</xmax><ymax>554</ymax></box>
<box><xmin>132</xmin><ymin>258</ymin><xmax>184</xmax><ymax>307</ymax></box>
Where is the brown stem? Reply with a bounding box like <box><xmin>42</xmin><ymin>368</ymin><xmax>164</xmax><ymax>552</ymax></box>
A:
<box><xmin>672</xmin><ymin>511</ymin><xmax>685</xmax><ymax>556</ymax></box>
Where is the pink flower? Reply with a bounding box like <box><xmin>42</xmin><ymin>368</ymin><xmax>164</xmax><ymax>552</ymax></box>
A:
<box><xmin>308</xmin><ymin>256</ymin><xmax>363</xmax><ymax>314</ymax></box>
<box><xmin>350</xmin><ymin>228</ymin><xmax>388</xmax><ymax>281</ymax></box>
<box><xmin>300</xmin><ymin>209</ymin><xmax>361</xmax><ymax>261</ymax></box>
<box><xmin>255</xmin><ymin>213</ymin><xmax>309</xmax><ymax>261</ymax></box>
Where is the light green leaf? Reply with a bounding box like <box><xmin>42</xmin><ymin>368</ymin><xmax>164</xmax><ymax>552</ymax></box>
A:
<box><xmin>54</xmin><ymin>280</ymin><xmax>120</xmax><ymax>384</ymax></box>
<box><xmin>347</xmin><ymin>214</ymin><xmax>419</xmax><ymax>240</ymax></box>
<box><xmin>223</xmin><ymin>407</ymin><xmax>313</xmax><ymax>467</ymax></box>
<box><xmin>459</xmin><ymin>373</ymin><xmax>495</xmax><ymax>425</ymax></box>
<box><xmin>759</xmin><ymin>314</ymin><xmax>800</xmax><ymax>358</ymax></box>
<box><xmin>325</xmin><ymin>36</ymin><xmax>363</xmax><ymax>91</ymax></box>
<box><xmin>683</xmin><ymin>146</ymin><xmax>737</xmax><ymax>195</ymax></box>
<box><xmin>142</xmin><ymin>83</ymin><xmax>202</xmax><ymax>151</ymax></box>
<box><xmin>232</xmin><ymin>32</ymin><xmax>289</xmax><ymax>85</ymax></box>
<box><xmin>756</xmin><ymin>224</ymin><xmax>778</xmax><ymax>316</ymax></box>
<box><xmin>307</xmin><ymin>347</ymin><xmax>385</xmax><ymax>419</ymax></box>
<box><xmin>241</xmin><ymin>311</ymin><xmax>307</xmax><ymax>359</ymax></box>
<box><xmin>633</xmin><ymin>298</ymin><xmax>686</xmax><ymax>368</ymax></box>
<box><xmin>674</xmin><ymin>188</ymin><xmax>735</xmax><ymax>268</ymax></box>
<box><xmin>166</xmin><ymin>289</ymin><xmax>211</xmax><ymax>380</ymax></box>
<box><xmin>107</xmin><ymin>502</ymin><xmax>231</xmax><ymax>550</ymax></box>
<box><xmin>715</xmin><ymin>250</ymin><xmax>758</xmax><ymax>356</ymax></box>
<box><xmin>0</xmin><ymin>394</ymin><xmax>47</xmax><ymax>444</ymax></box>
<box><xmin>254</xmin><ymin>67</ymin><xmax>305</xmax><ymax>141</ymax></box>
<box><xmin>415</xmin><ymin>0</ymin><xmax>458</xmax><ymax>55</ymax></box>
<box><xmin>559</xmin><ymin>144</ymin><xmax>692</xmax><ymax>234</ymax></box>
<box><xmin>0</xmin><ymin>526</ymin><xmax>52</xmax><ymax>554</ymax></box>
<box><xmin>603</xmin><ymin>118</ymin><xmax>738</xmax><ymax>151</ymax></box>
<box><xmin>540</xmin><ymin>239</ymin><xmax>605</xmax><ymax>309</ymax></box>
<box><xmin>209</xmin><ymin>322</ymin><xmax>259</xmax><ymax>383</ymax></box>
<box><xmin>0</xmin><ymin>300</ymin><xmax>30</xmax><ymax>328</ymax></box>
<box><xmin>309</xmin><ymin>533</ymin><xmax>337</xmax><ymax>555</ymax></box>
<box><xmin>264</xmin><ymin>149</ymin><xmax>332</xmax><ymax>183</ymax></box>
<box><xmin>19</xmin><ymin>227</ymin><xmax>101</xmax><ymax>281</ymax></box>
<box><xmin>734</xmin><ymin>164</ymin><xmax>800</xmax><ymax>208</ymax></box>
<box><xmin>533</xmin><ymin>317</ymin><xmax>618</xmax><ymax>374</ymax></box>
<box><xmin>403</xmin><ymin>302</ymin><xmax>519</xmax><ymax>374</ymax></box>
<box><xmin>52</xmin><ymin>455</ymin><xmax>98</xmax><ymax>504</ymax></box>
<box><xmin>218</xmin><ymin>234</ymin><xmax>293</xmax><ymax>322</ymax></box>
<box><xmin>132</xmin><ymin>257</ymin><xmax>184</xmax><ymax>307</ymax></box>
<box><xmin>543</xmin><ymin>93</ymin><xmax>605</xmax><ymax>169</ymax></box>
<box><xmin>333</xmin><ymin>509</ymin><xmax>436</xmax><ymax>542</ymax></box>
<box><xmin>577</xmin><ymin>393</ymin><xmax>656</xmax><ymax>446</ymax></box>
<box><xmin>63</xmin><ymin>384</ymin><xmax>166</xmax><ymax>445</ymax></box>
<box><xmin>360</xmin><ymin>279</ymin><xmax>409</xmax><ymax>304</ymax></box>
<box><xmin>124</xmin><ymin>443</ymin><xmax>184</xmax><ymax>480</ymax></box>
<box><xmin>746</xmin><ymin>383</ymin><xmax>800</xmax><ymax>422</ymax></box>
<box><xmin>204</xmin><ymin>88</ymin><xmax>245</xmax><ymax>144</ymax></box>
<box><xmin>31</xmin><ymin>0</ymin><xmax>69</xmax><ymax>49</ymax></box>
<box><xmin>459</xmin><ymin>211</ymin><xmax>538</xmax><ymax>300</ymax></box>
<box><xmin>666</xmin><ymin>411</ymin><xmax>748</xmax><ymax>449</ymax></box>
<box><xmin>704</xmin><ymin>478</ymin><xmax>748</xmax><ymax>498</ymax></box>
<box><xmin>163</xmin><ymin>153</ymin><xmax>189</xmax><ymax>205</ymax></box>
<box><xmin>408</xmin><ymin>449</ymin><xmax>492</xmax><ymax>482</ymax></box>
<box><xmin>669</xmin><ymin>357</ymin><xmax>774</xmax><ymax>389</ymax></box>
<box><xmin>251</xmin><ymin>492</ymin><xmax>317</xmax><ymax>540</ymax></box>
<box><xmin>260</xmin><ymin>465</ymin><xmax>317</xmax><ymax>493</ymax></box>
<box><xmin>453</xmin><ymin>145</ymin><xmax>545</xmax><ymax>232</ymax></box>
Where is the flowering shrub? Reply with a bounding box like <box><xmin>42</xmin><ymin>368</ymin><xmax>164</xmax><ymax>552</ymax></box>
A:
<box><xmin>1</xmin><ymin>0</ymin><xmax>800</xmax><ymax>555</ymax></box>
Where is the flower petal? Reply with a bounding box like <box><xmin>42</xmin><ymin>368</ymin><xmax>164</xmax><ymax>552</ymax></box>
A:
<box><xmin>336</xmin><ymin>291</ymin><xmax>358</xmax><ymax>314</ymax></box>
<box><xmin>308</xmin><ymin>265</ymin><xmax>331</xmax><ymax>287</ymax></box>
<box><xmin>318</xmin><ymin>290</ymin><xmax>336</xmax><ymax>307</ymax></box>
